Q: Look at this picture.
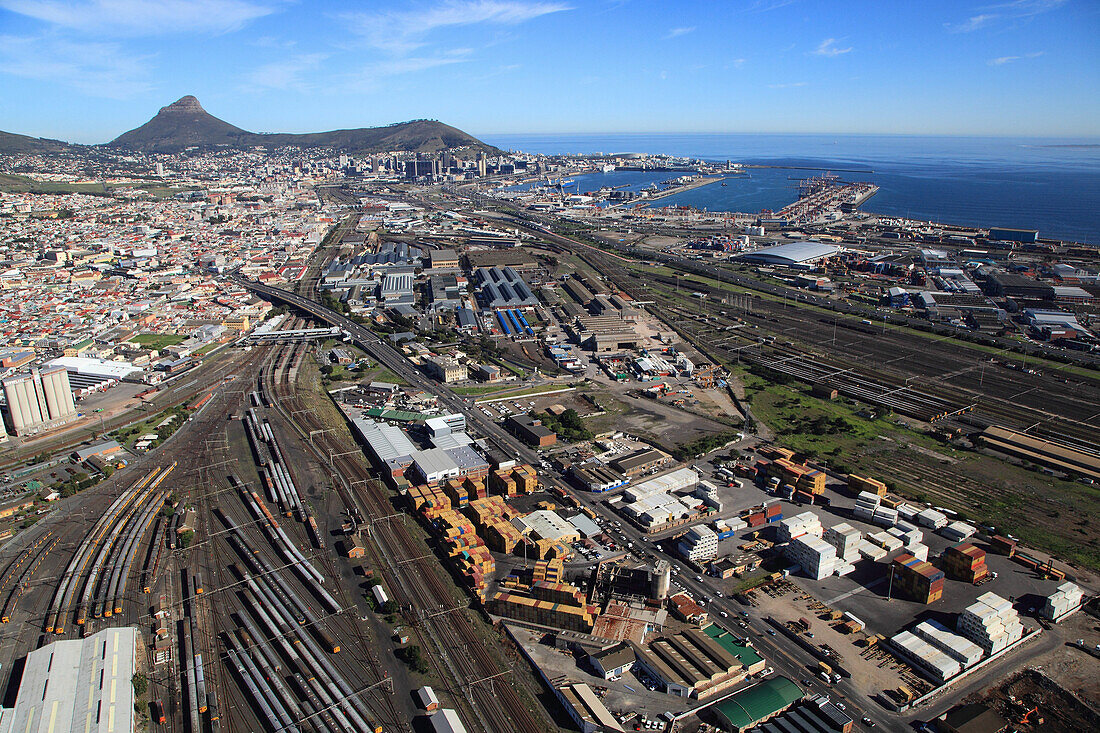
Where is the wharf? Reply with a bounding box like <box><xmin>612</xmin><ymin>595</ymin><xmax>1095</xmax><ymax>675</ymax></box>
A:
<box><xmin>642</xmin><ymin>175</ymin><xmax>725</xmax><ymax>203</ymax></box>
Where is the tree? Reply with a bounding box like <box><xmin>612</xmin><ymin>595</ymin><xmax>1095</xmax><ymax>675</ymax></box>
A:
<box><xmin>178</xmin><ymin>530</ymin><xmax>195</xmax><ymax>549</ymax></box>
<box><xmin>131</xmin><ymin>673</ymin><xmax>148</xmax><ymax>697</ymax></box>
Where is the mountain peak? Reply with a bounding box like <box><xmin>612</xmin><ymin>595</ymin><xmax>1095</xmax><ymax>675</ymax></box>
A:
<box><xmin>160</xmin><ymin>96</ymin><xmax>205</xmax><ymax>114</ymax></box>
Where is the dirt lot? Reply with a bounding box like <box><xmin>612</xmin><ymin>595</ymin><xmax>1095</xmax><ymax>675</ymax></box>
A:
<box><xmin>964</xmin><ymin>667</ymin><xmax>1099</xmax><ymax>732</ymax></box>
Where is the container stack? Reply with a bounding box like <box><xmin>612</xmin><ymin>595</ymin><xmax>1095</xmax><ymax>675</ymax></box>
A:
<box><xmin>847</xmin><ymin>474</ymin><xmax>888</xmax><ymax>497</ymax></box>
<box><xmin>786</xmin><ymin>535</ymin><xmax>839</xmax><ymax>580</ymax></box>
<box><xmin>891</xmin><ymin>553</ymin><xmax>945</xmax><ymax>604</ymax></box>
<box><xmin>776</xmin><ymin>511</ymin><xmax>822</xmax><ymax>543</ymax></box>
<box><xmin>942</xmin><ymin>543</ymin><xmax>990</xmax><ymax>584</ymax></box>
<box><xmin>911</xmin><ymin>619</ymin><xmax>984</xmax><ymax>668</ymax></box>
<box><xmin>888</xmin><ymin>630</ymin><xmax>961</xmax><ymax>683</ymax></box>
<box><xmin>765</xmin><ymin>502</ymin><xmax>783</xmax><ymax>524</ymax></box>
<box><xmin>1041</xmin><ymin>582</ymin><xmax>1084</xmax><ymax>622</ymax></box>
<box><xmin>957</xmin><ymin>592</ymin><xmax>1025</xmax><ymax>655</ymax></box>
<box><xmin>916</xmin><ymin>508</ymin><xmax>948</xmax><ymax>529</ymax></box>
<box><xmin>853</xmin><ymin>491</ymin><xmax>898</xmax><ymax>527</ymax></box>
<box><xmin>940</xmin><ymin>521</ymin><xmax>977</xmax><ymax>541</ymax></box>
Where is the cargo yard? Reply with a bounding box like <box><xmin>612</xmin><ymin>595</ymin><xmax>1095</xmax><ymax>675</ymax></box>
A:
<box><xmin>0</xmin><ymin>141</ymin><xmax>1097</xmax><ymax>733</ymax></box>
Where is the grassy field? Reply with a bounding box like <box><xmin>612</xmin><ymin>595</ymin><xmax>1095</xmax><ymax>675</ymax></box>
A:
<box><xmin>745</xmin><ymin>372</ymin><xmax>1100</xmax><ymax>571</ymax></box>
<box><xmin>451</xmin><ymin>384</ymin><xmax>513</xmax><ymax>396</ymax></box>
<box><xmin>472</xmin><ymin>383</ymin><xmax>575</xmax><ymax>402</ymax></box>
<box><xmin>129</xmin><ymin>333</ymin><xmax>186</xmax><ymax>350</ymax></box>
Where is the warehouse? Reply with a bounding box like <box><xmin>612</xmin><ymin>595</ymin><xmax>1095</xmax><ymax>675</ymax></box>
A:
<box><xmin>0</xmin><ymin>626</ymin><xmax>138</xmax><ymax>733</ymax></box>
<box><xmin>710</xmin><ymin>676</ymin><xmax>804</xmax><ymax>731</ymax></box>
<box><xmin>736</xmin><ymin>242</ymin><xmax>839</xmax><ymax>268</ymax></box>
<box><xmin>554</xmin><ymin>682</ymin><xmax>626</xmax><ymax>733</ymax></box>
<box><xmin>475</xmin><ymin>267</ymin><xmax>539</xmax><ymax>309</ymax></box>
<box><xmin>632</xmin><ymin>627</ymin><xmax>750</xmax><ymax>699</ymax></box>
<box><xmin>609</xmin><ymin>448</ymin><xmax>673</xmax><ymax>477</ymax></box>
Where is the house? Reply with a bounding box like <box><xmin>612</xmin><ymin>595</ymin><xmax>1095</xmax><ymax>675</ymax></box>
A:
<box><xmin>587</xmin><ymin>641</ymin><xmax>635</xmax><ymax>680</ymax></box>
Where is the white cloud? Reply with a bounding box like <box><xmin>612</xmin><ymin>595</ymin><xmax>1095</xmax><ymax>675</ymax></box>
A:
<box><xmin>945</xmin><ymin>13</ymin><xmax>999</xmax><ymax>33</ymax></box>
<box><xmin>947</xmin><ymin>0</ymin><xmax>1066</xmax><ymax>33</ymax></box>
<box><xmin>343</xmin><ymin>0</ymin><xmax>570</xmax><ymax>54</ymax></box>
<box><xmin>0</xmin><ymin>34</ymin><xmax>153</xmax><ymax>97</ymax></box>
<box><xmin>988</xmin><ymin>50</ymin><xmax>1044</xmax><ymax>65</ymax></box>
<box><xmin>768</xmin><ymin>81</ymin><xmax>807</xmax><ymax>88</ymax></box>
<box><xmin>0</xmin><ymin>0</ymin><xmax>275</xmax><ymax>35</ymax></box>
<box><xmin>812</xmin><ymin>38</ymin><xmax>851</xmax><ymax>57</ymax></box>
<box><xmin>245</xmin><ymin>53</ymin><xmax>328</xmax><ymax>92</ymax></box>
<box><xmin>664</xmin><ymin>26</ymin><xmax>695</xmax><ymax>39</ymax></box>
<box><xmin>344</xmin><ymin>50</ymin><xmax>473</xmax><ymax>91</ymax></box>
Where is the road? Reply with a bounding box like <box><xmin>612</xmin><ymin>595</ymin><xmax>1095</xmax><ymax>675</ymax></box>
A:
<box><xmin>235</xmin><ymin>276</ymin><xmax>916</xmax><ymax>728</ymax></box>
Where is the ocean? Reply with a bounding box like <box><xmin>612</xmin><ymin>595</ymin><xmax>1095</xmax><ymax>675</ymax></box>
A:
<box><xmin>483</xmin><ymin>133</ymin><xmax>1100</xmax><ymax>244</ymax></box>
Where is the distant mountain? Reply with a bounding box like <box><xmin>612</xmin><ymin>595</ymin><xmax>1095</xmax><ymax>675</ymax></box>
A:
<box><xmin>108</xmin><ymin>96</ymin><xmax>249</xmax><ymax>152</ymax></box>
<box><xmin>108</xmin><ymin>96</ymin><xmax>495</xmax><ymax>155</ymax></box>
<box><xmin>0</xmin><ymin>130</ymin><xmax>72</xmax><ymax>154</ymax></box>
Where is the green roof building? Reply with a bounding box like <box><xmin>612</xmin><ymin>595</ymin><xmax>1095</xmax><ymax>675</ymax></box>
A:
<box><xmin>704</xmin><ymin>624</ymin><xmax>766</xmax><ymax>674</ymax></box>
<box><xmin>712</xmin><ymin>676</ymin><xmax>803</xmax><ymax>732</ymax></box>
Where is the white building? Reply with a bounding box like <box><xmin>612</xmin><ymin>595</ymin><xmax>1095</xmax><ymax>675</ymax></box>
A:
<box><xmin>0</xmin><ymin>626</ymin><xmax>138</xmax><ymax>732</ymax></box>
<box><xmin>677</xmin><ymin>525</ymin><xmax>719</xmax><ymax>563</ymax></box>
<box><xmin>2</xmin><ymin>366</ymin><xmax>76</xmax><ymax>436</ymax></box>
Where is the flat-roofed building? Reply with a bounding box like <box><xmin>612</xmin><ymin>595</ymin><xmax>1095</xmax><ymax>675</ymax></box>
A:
<box><xmin>0</xmin><ymin>626</ymin><xmax>138</xmax><ymax>733</ymax></box>
<box><xmin>504</xmin><ymin>413</ymin><xmax>557</xmax><ymax>447</ymax></box>
<box><xmin>424</xmin><ymin>355</ymin><xmax>468</xmax><ymax>383</ymax></box>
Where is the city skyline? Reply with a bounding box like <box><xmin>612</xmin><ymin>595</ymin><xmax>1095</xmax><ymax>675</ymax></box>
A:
<box><xmin>1</xmin><ymin>0</ymin><xmax>1098</xmax><ymax>143</ymax></box>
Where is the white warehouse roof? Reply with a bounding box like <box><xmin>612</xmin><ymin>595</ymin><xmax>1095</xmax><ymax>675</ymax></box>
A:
<box><xmin>0</xmin><ymin>626</ymin><xmax>138</xmax><ymax>733</ymax></box>
<box><xmin>737</xmin><ymin>241</ymin><xmax>840</xmax><ymax>266</ymax></box>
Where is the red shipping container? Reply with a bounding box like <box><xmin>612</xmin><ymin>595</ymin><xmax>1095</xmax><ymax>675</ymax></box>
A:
<box><xmin>766</xmin><ymin>504</ymin><xmax>782</xmax><ymax>516</ymax></box>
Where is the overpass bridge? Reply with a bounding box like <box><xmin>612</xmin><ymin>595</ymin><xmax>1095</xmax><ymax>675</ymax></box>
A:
<box><xmin>231</xmin><ymin>276</ymin><xmax>540</xmax><ymax>467</ymax></box>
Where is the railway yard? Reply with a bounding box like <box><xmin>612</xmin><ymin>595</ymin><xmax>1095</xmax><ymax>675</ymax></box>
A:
<box><xmin>0</xmin><ymin>185</ymin><xmax>1098</xmax><ymax>733</ymax></box>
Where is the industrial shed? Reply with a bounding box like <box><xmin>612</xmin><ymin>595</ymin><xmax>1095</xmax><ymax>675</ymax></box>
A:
<box><xmin>736</xmin><ymin>242</ymin><xmax>839</xmax><ymax>267</ymax></box>
<box><xmin>711</xmin><ymin>676</ymin><xmax>803</xmax><ymax>731</ymax></box>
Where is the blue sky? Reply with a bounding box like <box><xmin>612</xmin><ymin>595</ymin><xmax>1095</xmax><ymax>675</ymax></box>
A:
<box><xmin>1</xmin><ymin>0</ymin><xmax>1097</xmax><ymax>143</ymax></box>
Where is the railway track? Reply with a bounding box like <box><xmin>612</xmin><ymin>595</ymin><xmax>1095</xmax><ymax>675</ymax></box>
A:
<box><xmin>261</xmin><ymin>342</ymin><xmax>547</xmax><ymax>732</ymax></box>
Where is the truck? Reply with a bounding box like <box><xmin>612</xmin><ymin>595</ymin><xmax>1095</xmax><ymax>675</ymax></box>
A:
<box><xmin>817</xmin><ymin>661</ymin><xmax>832</xmax><ymax>675</ymax></box>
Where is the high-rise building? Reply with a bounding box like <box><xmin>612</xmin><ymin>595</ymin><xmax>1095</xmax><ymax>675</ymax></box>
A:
<box><xmin>3</xmin><ymin>366</ymin><xmax>77</xmax><ymax>436</ymax></box>
<box><xmin>476</xmin><ymin>152</ymin><xmax>487</xmax><ymax>177</ymax></box>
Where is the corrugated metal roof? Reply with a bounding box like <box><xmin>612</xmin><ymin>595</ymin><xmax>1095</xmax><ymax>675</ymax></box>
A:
<box><xmin>713</xmin><ymin>677</ymin><xmax>803</xmax><ymax>729</ymax></box>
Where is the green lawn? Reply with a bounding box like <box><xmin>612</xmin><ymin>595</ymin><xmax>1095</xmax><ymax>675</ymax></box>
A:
<box><xmin>129</xmin><ymin>333</ymin><xmax>186</xmax><ymax>350</ymax></box>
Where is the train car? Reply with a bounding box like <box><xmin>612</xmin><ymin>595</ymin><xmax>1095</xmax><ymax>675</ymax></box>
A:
<box><xmin>313</xmin><ymin>624</ymin><xmax>341</xmax><ymax>654</ymax></box>
<box><xmin>496</xmin><ymin>310</ymin><xmax>512</xmax><ymax>335</ymax></box>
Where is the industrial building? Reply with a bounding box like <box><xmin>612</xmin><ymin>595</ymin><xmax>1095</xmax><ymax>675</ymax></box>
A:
<box><xmin>736</xmin><ymin>241</ymin><xmax>839</xmax><ymax>268</ymax></box>
<box><xmin>423</xmin><ymin>355</ymin><xmax>468</xmax><ymax>383</ymax></box>
<box><xmin>504</xmin><ymin>414</ymin><xmax>557</xmax><ymax>447</ymax></box>
<box><xmin>710</xmin><ymin>676</ymin><xmax>804</xmax><ymax>731</ymax></box>
<box><xmin>0</xmin><ymin>626</ymin><xmax>138</xmax><ymax>733</ymax></box>
<box><xmin>608</xmin><ymin>447</ymin><xmax>673</xmax><ymax>477</ymax></box>
<box><xmin>615</xmin><ymin>468</ymin><xmax>705</xmax><ymax>532</ymax></box>
<box><xmin>475</xmin><ymin>267</ymin><xmax>538</xmax><ymax>309</ymax></box>
<box><xmin>632</xmin><ymin>627</ymin><xmax>752</xmax><ymax>699</ymax></box>
<box><xmin>587</xmin><ymin>641</ymin><xmax>636</xmax><ymax>680</ymax></box>
<box><xmin>553</xmin><ymin>682</ymin><xmax>626</xmax><ymax>733</ymax></box>
<box><xmin>3</xmin><ymin>366</ymin><xmax>77</xmax><ymax>436</ymax></box>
